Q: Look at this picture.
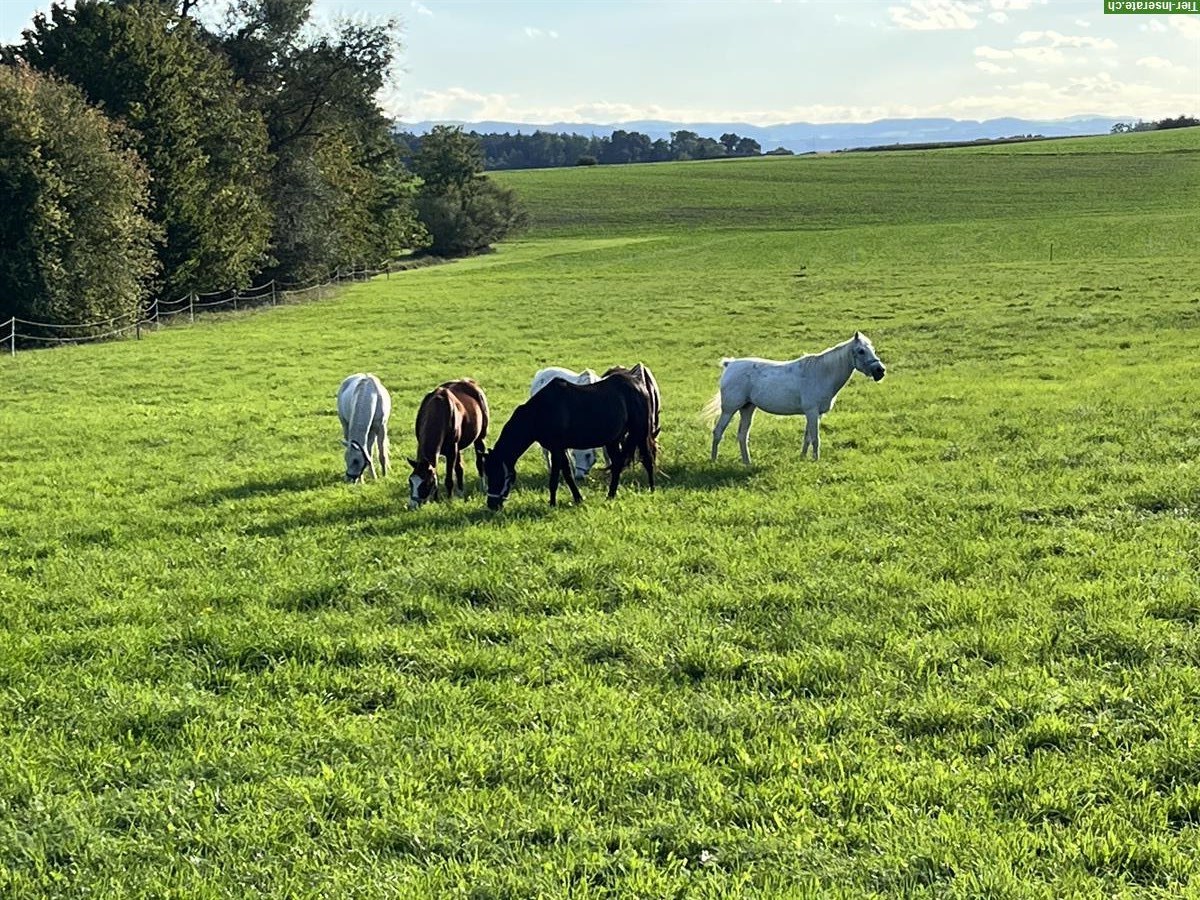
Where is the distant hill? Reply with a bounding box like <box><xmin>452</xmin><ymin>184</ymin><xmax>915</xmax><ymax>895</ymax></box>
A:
<box><xmin>402</xmin><ymin>116</ymin><xmax>1127</xmax><ymax>154</ymax></box>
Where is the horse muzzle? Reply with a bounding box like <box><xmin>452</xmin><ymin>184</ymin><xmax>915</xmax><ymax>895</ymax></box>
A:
<box><xmin>872</xmin><ymin>367</ymin><xmax>886</xmax><ymax>382</ymax></box>
<box><xmin>486</xmin><ymin>495</ymin><xmax>505</xmax><ymax>511</ymax></box>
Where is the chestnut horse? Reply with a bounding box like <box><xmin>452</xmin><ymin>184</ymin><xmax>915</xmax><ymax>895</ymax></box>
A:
<box><xmin>408</xmin><ymin>379</ymin><xmax>490</xmax><ymax>509</ymax></box>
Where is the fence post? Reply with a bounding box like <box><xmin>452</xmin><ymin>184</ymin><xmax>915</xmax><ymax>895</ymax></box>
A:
<box><xmin>189</xmin><ymin>293</ymin><xmax>195</xmax><ymax>324</ymax></box>
<box><xmin>136</xmin><ymin>318</ymin><xmax>142</xmax><ymax>340</ymax></box>
<box><xmin>233</xmin><ymin>290</ymin><xmax>239</xmax><ymax>313</ymax></box>
<box><xmin>271</xmin><ymin>280</ymin><xmax>277</xmax><ymax>306</ymax></box>
<box><xmin>152</xmin><ymin>298</ymin><xmax>160</xmax><ymax>331</ymax></box>
<box><xmin>6</xmin><ymin>317</ymin><xmax>13</xmax><ymax>356</ymax></box>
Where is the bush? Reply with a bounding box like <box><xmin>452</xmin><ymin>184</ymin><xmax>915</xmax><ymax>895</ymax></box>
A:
<box><xmin>0</xmin><ymin>65</ymin><xmax>158</xmax><ymax>333</ymax></box>
<box><xmin>576</xmin><ymin>155</ymin><xmax>598</xmax><ymax>166</ymax></box>
<box><xmin>417</xmin><ymin>178</ymin><xmax>529</xmax><ymax>257</ymax></box>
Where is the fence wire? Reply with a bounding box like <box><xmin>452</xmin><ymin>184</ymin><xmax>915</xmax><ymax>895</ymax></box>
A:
<box><xmin>3</xmin><ymin>263</ymin><xmax>392</xmax><ymax>355</ymax></box>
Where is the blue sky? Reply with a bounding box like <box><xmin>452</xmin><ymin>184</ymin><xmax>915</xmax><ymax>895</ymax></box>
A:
<box><xmin>3</xmin><ymin>0</ymin><xmax>1198</xmax><ymax>123</ymax></box>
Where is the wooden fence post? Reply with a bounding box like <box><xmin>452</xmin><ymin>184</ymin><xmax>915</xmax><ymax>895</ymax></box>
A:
<box><xmin>189</xmin><ymin>293</ymin><xmax>196</xmax><ymax>324</ymax></box>
<box><xmin>6</xmin><ymin>318</ymin><xmax>14</xmax><ymax>356</ymax></box>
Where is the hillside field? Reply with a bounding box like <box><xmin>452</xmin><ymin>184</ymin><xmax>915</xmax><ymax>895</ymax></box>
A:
<box><xmin>1</xmin><ymin>128</ymin><xmax>1199</xmax><ymax>898</ymax></box>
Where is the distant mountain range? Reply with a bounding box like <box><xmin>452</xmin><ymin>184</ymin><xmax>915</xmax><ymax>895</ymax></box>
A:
<box><xmin>401</xmin><ymin>116</ymin><xmax>1128</xmax><ymax>153</ymax></box>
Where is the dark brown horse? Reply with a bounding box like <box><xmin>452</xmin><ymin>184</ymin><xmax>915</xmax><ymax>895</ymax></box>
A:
<box><xmin>483</xmin><ymin>372</ymin><xmax>654</xmax><ymax>511</ymax></box>
<box><xmin>408</xmin><ymin>379</ymin><xmax>489</xmax><ymax>509</ymax></box>
<box><xmin>602</xmin><ymin>363</ymin><xmax>662</xmax><ymax>470</ymax></box>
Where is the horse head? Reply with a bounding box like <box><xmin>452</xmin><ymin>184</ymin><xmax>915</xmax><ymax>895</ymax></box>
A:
<box><xmin>851</xmin><ymin>332</ymin><xmax>886</xmax><ymax>381</ymax></box>
<box><xmin>572</xmin><ymin>448</ymin><xmax>597</xmax><ymax>482</ymax></box>
<box><xmin>483</xmin><ymin>451</ymin><xmax>515</xmax><ymax>511</ymax></box>
<box><xmin>343</xmin><ymin>439</ymin><xmax>375</xmax><ymax>482</ymax></box>
<box><xmin>407</xmin><ymin>458</ymin><xmax>439</xmax><ymax>509</ymax></box>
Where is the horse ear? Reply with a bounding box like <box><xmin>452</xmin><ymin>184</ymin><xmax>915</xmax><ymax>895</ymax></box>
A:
<box><xmin>855</xmin><ymin>330</ymin><xmax>863</xmax><ymax>340</ymax></box>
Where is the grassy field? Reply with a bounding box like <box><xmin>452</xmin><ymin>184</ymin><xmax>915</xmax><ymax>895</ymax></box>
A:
<box><xmin>2</xmin><ymin>127</ymin><xmax>1199</xmax><ymax>898</ymax></box>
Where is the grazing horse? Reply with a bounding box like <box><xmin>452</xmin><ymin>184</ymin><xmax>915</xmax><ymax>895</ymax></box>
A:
<box><xmin>337</xmin><ymin>373</ymin><xmax>391</xmax><ymax>482</ymax></box>
<box><xmin>483</xmin><ymin>372</ymin><xmax>654</xmax><ymax>511</ymax></box>
<box><xmin>408</xmin><ymin>379</ymin><xmax>490</xmax><ymax>509</ymax></box>
<box><xmin>530</xmin><ymin>366</ymin><xmax>601</xmax><ymax>481</ymax></box>
<box><xmin>602</xmin><ymin>363</ymin><xmax>662</xmax><ymax>470</ymax></box>
<box><xmin>704</xmin><ymin>331</ymin><xmax>886</xmax><ymax>464</ymax></box>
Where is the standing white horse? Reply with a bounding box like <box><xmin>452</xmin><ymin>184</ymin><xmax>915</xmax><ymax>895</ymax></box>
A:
<box><xmin>529</xmin><ymin>366</ymin><xmax>601</xmax><ymax>480</ymax></box>
<box><xmin>704</xmin><ymin>332</ymin><xmax>885</xmax><ymax>464</ymax></box>
<box><xmin>337</xmin><ymin>373</ymin><xmax>392</xmax><ymax>481</ymax></box>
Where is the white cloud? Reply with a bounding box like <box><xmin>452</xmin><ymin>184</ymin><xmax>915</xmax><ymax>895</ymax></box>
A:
<box><xmin>989</xmin><ymin>0</ymin><xmax>1043</xmax><ymax>8</ymax></box>
<box><xmin>1137</xmin><ymin>55</ymin><xmax>1190</xmax><ymax>74</ymax></box>
<box><xmin>976</xmin><ymin>61</ymin><xmax>1016</xmax><ymax>73</ymax></box>
<box><xmin>975</xmin><ymin>45</ymin><xmax>1014</xmax><ymax>59</ymax></box>
<box><xmin>523</xmin><ymin>26</ymin><xmax>559</xmax><ymax>40</ymax></box>
<box><xmin>410</xmin><ymin>1</ymin><xmax>433</xmax><ymax>17</ymax></box>
<box><xmin>888</xmin><ymin>0</ymin><xmax>980</xmax><ymax>31</ymax></box>
<box><xmin>1141</xmin><ymin>20</ymin><xmax>1168</xmax><ymax>33</ymax></box>
<box><xmin>1017</xmin><ymin>30</ymin><xmax>1116</xmax><ymax>49</ymax></box>
<box><xmin>1074</xmin><ymin>18</ymin><xmax>1090</xmax><ymax>28</ymax></box>
<box><xmin>1170</xmin><ymin>17</ymin><xmax>1200</xmax><ymax>39</ymax></box>
<box><xmin>988</xmin><ymin>11</ymin><xmax>1007</xmax><ymax>22</ymax></box>
<box><xmin>395</xmin><ymin>79</ymin><xmax>1196</xmax><ymax>127</ymax></box>
<box><xmin>1012</xmin><ymin>45</ymin><xmax>1066</xmax><ymax>65</ymax></box>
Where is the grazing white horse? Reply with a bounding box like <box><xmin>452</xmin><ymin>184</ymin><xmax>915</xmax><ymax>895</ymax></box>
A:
<box><xmin>530</xmin><ymin>366</ymin><xmax>601</xmax><ymax>480</ymax></box>
<box><xmin>337</xmin><ymin>373</ymin><xmax>392</xmax><ymax>481</ymax></box>
<box><xmin>704</xmin><ymin>332</ymin><xmax>886</xmax><ymax>464</ymax></box>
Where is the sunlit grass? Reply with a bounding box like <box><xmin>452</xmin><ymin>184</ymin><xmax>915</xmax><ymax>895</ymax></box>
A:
<box><xmin>1</xmin><ymin>129</ymin><xmax>1199</xmax><ymax>897</ymax></box>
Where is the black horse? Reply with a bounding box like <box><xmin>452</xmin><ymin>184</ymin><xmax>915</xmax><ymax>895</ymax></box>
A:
<box><xmin>483</xmin><ymin>372</ymin><xmax>654</xmax><ymax>510</ymax></box>
<box><xmin>602</xmin><ymin>363</ymin><xmax>662</xmax><ymax>468</ymax></box>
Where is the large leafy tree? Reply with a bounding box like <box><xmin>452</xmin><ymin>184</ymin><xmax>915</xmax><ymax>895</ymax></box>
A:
<box><xmin>412</xmin><ymin>126</ymin><xmax>527</xmax><ymax>256</ymax></box>
<box><xmin>0</xmin><ymin>65</ymin><xmax>158</xmax><ymax>332</ymax></box>
<box><xmin>7</xmin><ymin>0</ymin><xmax>272</xmax><ymax>299</ymax></box>
<box><xmin>214</xmin><ymin>0</ymin><xmax>422</xmax><ymax>279</ymax></box>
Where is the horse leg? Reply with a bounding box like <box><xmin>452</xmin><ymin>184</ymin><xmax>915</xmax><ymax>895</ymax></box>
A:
<box><xmin>605</xmin><ymin>441</ymin><xmax>624</xmax><ymax>498</ymax></box>
<box><xmin>474</xmin><ymin>440</ymin><xmax>488</xmax><ymax>493</ymax></box>
<box><xmin>444</xmin><ymin>450</ymin><xmax>456</xmax><ymax>500</ymax></box>
<box><xmin>641</xmin><ymin>436</ymin><xmax>656</xmax><ymax>492</ymax></box>
<box><xmin>807</xmin><ymin>413</ymin><xmax>821</xmax><ymax>461</ymax></box>
<box><xmin>553</xmin><ymin>449</ymin><xmax>583</xmax><ymax>504</ymax></box>
<box><xmin>377</xmin><ymin>424</ymin><xmax>389</xmax><ymax>477</ymax></box>
<box><xmin>548</xmin><ymin>451</ymin><xmax>562</xmax><ymax>506</ymax></box>
<box><xmin>711</xmin><ymin>409</ymin><xmax>736</xmax><ymax>461</ymax></box>
<box><xmin>454</xmin><ymin>449</ymin><xmax>466</xmax><ymax>498</ymax></box>
<box><xmin>542</xmin><ymin>446</ymin><xmax>552</xmax><ymax>472</ymax></box>
<box><xmin>736</xmin><ymin>405</ymin><xmax>756</xmax><ymax>466</ymax></box>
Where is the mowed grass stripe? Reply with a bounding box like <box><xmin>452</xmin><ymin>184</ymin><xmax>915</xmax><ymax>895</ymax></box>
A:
<box><xmin>0</xmin><ymin>130</ymin><xmax>1199</xmax><ymax>897</ymax></box>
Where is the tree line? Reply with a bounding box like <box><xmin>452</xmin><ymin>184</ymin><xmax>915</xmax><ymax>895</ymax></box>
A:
<box><xmin>398</xmin><ymin>128</ymin><xmax>766</xmax><ymax>171</ymax></box>
<box><xmin>1111</xmin><ymin>115</ymin><xmax>1199</xmax><ymax>134</ymax></box>
<box><xmin>0</xmin><ymin>0</ymin><xmax>523</xmax><ymax>335</ymax></box>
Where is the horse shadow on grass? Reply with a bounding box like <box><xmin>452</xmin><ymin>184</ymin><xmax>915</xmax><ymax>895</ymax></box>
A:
<box><xmin>196</xmin><ymin>470</ymin><xmax>334</xmax><ymax>505</ymax></box>
<box><xmin>601</xmin><ymin>459</ymin><xmax>754</xmax><ymax>494</ymax></box>
<box><xmin>244</xmin><ymin>487</ymin><xmax>561</xmax><ymax>539</ymax></box>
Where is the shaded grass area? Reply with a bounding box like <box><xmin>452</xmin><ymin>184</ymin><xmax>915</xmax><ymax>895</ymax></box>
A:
<box><xmin>0</xmin><ymin>131</ymin><xmax>1199</xmax><ymax>897</ymax></box>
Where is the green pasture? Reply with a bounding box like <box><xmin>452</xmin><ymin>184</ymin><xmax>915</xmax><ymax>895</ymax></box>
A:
<box><xmin>1</xmin><ymin>128</ymin><xmax>1199</xmax><ymax>898</ymax></box>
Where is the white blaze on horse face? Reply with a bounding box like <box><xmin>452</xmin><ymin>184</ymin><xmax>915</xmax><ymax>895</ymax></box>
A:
<box><xmin>408</xmin><ymin>473</ymin><xmax>423</xmax><ymax>509</ymax></box>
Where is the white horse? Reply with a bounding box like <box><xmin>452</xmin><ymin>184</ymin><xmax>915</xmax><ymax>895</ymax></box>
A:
<box><xmin>337</xmin><ymin>373</ymin><xmax>392</xmax><ymax>481</ymax></box>
<box><xmin>529</xmin><ymin>366</ymin><xmax>601</xmax><ymax>480</ymax></box>
<box><xmin>704</xmin><ymin>332</ymin><xmax>885</xmax><ymax>464</ymax></box>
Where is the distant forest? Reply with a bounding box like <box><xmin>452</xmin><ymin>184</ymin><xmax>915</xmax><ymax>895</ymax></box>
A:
<box><xmin>396</xmin><ymin>129</ymin><xmax>787</xmax><ymax>170</ymax></box>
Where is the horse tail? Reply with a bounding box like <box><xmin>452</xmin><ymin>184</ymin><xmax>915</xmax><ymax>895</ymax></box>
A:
<box><xmin>700</xmin><ymin>391</ymin><xmax>723</xmax><ymax>424</ymax></box>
